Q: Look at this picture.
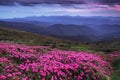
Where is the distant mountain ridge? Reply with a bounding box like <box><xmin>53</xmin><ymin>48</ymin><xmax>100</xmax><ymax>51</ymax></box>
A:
<box><xmin>0</xmin><ymin>16</ymin><xmax>120</xmax><ymax>42</ymax></box>
<box><xmin>3</xmin><ymin>16</ymin><xmax>120</xmax><ymax>25</ymax></box>
<box><xmin>46</xmin><ymin>24</ymin><xmax>95</xmax><ymax>36</ymax></box>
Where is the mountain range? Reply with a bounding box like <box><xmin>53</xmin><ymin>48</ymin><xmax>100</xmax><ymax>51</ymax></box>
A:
<box><xmin>0</xmin><ymin>16</ymin><xmax>120</xmax><ymax>42</ymax></box>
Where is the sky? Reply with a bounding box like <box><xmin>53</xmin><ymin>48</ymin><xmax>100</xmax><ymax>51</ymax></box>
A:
<box><xmin>0</xmin><ymin>0</ymin><xmax>120</xmax><ymax>19</ymax></box>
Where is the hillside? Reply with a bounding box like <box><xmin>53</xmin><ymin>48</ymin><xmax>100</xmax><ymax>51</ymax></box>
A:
<box><xmin>0</xmin><ymin>26</ymin><xmax>120</xmax><ymax>80</ymax></box>
<box><xmin>1</xmin><ymin>19</ymin><xmax>120</xmax><ymax>42</ymax></box>
<box><xmin>0</xmin><ymin>1</ymin><xmax>120</xmax><ymax>80</ymax></box>
<box><xmin>0</xmin><ymin>26</ymin><xmax>80</xmax><ymax>49</ymax></box>
<box><xmin>1</xmin><ymin>42</ymin><xmax>119</xmax><ymax>80</ymax></box>
<box><xmin>0</xmin><ymin>26</ymin><xmax>120</xmax><ymax>52</ymax></box>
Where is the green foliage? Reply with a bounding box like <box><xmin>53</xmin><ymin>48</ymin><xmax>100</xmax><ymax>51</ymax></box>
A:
<box><xmin>90</xmin><ymin>40</ymin><xmax>120</xmax><ymax>53</ymax></box>
<box><xmin>111</xmin><ymin>58</ymin><xmax>120</xmax><ymax>80</ymax></box>
<box><xmin>111</xmin><ymin>69</ymin><xmax>120</xmax><ymax>80</ymax></box>
<box><xmin>112</xmin><ymin>58</ymin><xmax>120</xmax><ymax>70</ymax></box>
<box><xmin>12</xmin><ymin>57</ymin><xmax>26</xmax><ymax>65</ymax></box>
<box><xmin>70</xmin><ymin>45</ymin><xmax>89</xmax><ymax>51</ymax></box>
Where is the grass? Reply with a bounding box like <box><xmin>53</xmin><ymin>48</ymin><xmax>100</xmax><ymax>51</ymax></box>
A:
<box><xmin>0</xmin><ymin>26</ymin><xmax>78</xmax><ymax>47</ymax></box>
<box><xmin>90</xmin><ymin>40</ymin><xmax>120</xmax><ymax>52</ymax></box>
<box><xmin>69</xmin><ymin>44</ymin><xmax>96</xmax><ymax>53</ymax></box>
<box><xmin>111</xmin><ymin>58</ymin><xmax>120</xmax><ymax>80</ymax></box>
<box><xmin>0</xmin><ymin>26</ymin><xmax>94</xmax><ymax>52</ymax></box>
<box><xmin>0</xmin><ymin>26</ymin><xmax>120</xmax><ymax>52</ymax></box>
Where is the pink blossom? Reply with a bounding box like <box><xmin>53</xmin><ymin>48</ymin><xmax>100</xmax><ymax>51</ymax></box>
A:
<box><xmin>7</xmin><ymin>74</ymin><xmax>12</xmax><ymax>77</ymax></box>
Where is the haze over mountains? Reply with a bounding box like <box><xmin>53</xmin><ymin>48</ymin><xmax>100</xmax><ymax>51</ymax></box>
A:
<box><xmin>0</xmin><ymin>16</ymin><xmax>120</xmax><ymax>42</ymax></box>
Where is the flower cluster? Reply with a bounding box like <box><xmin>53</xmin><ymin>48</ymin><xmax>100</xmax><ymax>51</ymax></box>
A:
<box><xmin>108</xmin><ymin>52</ymin><xmax>120</xmax><ymax>59</ymax></box>
<box><xmin>106</xmin><ymin>52</ymin><xmax>120</xmax><ymax>63</ymax></box>
<box><xmin>0</xmin><ymin>42</ymin><xmax>112</xmax><ymax>80</ymax></box>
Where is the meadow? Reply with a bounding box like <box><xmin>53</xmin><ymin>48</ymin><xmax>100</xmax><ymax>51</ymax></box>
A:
<box><xmin>0</xmin><ymin>26</ymin><xmax>120</xmax><ymax>80</ymax></box>
<box><xmin>0</xmin><ymin>42</ymin><xmax>119</xmax><ymax>80</ymax></box>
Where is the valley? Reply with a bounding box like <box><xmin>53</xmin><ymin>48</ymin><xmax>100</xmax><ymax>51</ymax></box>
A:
<box><xmin>0</xmin><ymin>16</ymin><xmax>120</xmax><ymax>42</ymax></box>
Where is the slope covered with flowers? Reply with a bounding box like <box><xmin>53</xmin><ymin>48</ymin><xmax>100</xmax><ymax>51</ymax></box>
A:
<box><xmin>0</xmin><ymin>42</ymin><xmax>116</xmax><ymax>80</ymax></box>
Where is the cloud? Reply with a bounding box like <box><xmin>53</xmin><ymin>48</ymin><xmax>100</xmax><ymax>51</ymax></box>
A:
<box><xmin>107</xmin><ymin>5</ymin><xmax>120</xmax><ymax>11</ymax></box>
<box><xmin>0</xmin><ymin>0</ymin><xmax>85</xmax><ymax>6</ymax></box>
<box><xmin>0</xmin><ymin>2</ymin><xmax>120</xmax><ymax>19</ymax></box>
<box><xmin>0</xmin><ymin>0</ymin><xmax>120</xmax><ymax>6</ymax></box>
<box><xmin>99</xmin><ymin>0</ymin><xmax>120</xmax><ymax>5</ymax></box>
<box><xmin>0</xmin><ymin>0</ymin><xmax>120</xmax><ymax>13</ymax></box>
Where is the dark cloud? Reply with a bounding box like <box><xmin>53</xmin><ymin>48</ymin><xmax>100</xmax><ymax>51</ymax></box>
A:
<box><xmin>99</xmin><ymin>0</ymin><xmax>120</xmax><ymax>5</ymax></box>
<box><xmin>0</xmin><ymin>0</ymin><xmax>15</xmax><ymax>5</ymax></box>
<box><xmin>0</xmin><ymin>0</ymin><xmax>85</xmax><ymax>6</ymax></box>
<box><xmin>0</xmin><ymin>0</ymin><xmax>120</xmax><ymax>6</ymax></box>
